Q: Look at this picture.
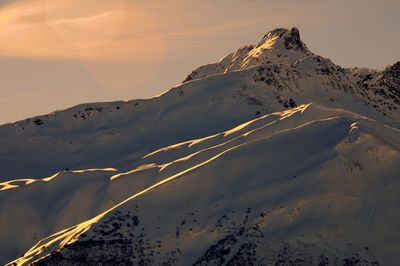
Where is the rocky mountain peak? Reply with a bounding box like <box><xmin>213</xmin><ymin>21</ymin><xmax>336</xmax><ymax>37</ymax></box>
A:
<box><xmin>183</xmin><ymin>27</ymin><xmax>311</xmax><ymax>83</ymax></box>
<box><xmin>258</xmin><ymin>27</ymin><xmax>307</xmax><ymax>52</ymax></box>
<box><xmin>383</xmin><ymin>61</ymin><xmax>400</xmax><ymax>79</ymax></box>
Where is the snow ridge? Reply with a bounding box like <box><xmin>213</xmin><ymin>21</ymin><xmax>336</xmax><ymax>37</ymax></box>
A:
<box><xmin>1</xmin><ymin>27</ymin><xmax>399</xmax><ymax>265</ymax></box>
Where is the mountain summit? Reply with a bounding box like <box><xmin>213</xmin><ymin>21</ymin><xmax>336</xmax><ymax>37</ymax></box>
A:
<box><xmin>1</xmin><ymin>28</ymin><xmax>400</xmax><ymax>265</ymax></box>
<box><xmin>182</xmin><ymin>27</ymin><xmax>399</xmax><ymax>123</ymax></box>
<box><xmin>183</xmin><ymin>27</ymin><xmax>312</xmax><ymax>82</ymax></box>
<box><xmin>258</xmin><ymin>27</ymin><xmax>306</xmax><ymax>52</ymax></box>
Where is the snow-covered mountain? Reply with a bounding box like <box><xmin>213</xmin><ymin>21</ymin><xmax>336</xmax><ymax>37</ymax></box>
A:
<box><xmin>1</xmin><ymin>27</ymin><xmax>399</xmax><ymax>265</ymax></box>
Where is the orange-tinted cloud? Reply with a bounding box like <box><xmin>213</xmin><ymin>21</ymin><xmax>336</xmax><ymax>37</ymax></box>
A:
<box><xmin>0</xmin><ymin>0</ymin><xmax>165</xmax><ymax>90</ymax></box>
<box><xmin>0</xmin><ymin>0</ymin><xmax>164</xmax><ymax>61</ymax></box>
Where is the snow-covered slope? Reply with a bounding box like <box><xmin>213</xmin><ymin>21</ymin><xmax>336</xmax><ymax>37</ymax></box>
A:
<box><xmin>1</xmin><ymin>28</ymin><xmax>399</xmax><ymax>182</ymax></box>
<box><xmin>7</xmin><ymin>104</ymin><xmax>400</xmax><ymax>266</ymax></box>
<box><xmin>1</xmin><ymin>27</ymin><xmax>399</xmax><ymax>265</ymax></box>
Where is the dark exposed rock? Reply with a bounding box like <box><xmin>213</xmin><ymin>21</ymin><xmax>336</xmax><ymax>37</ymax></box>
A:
<box><xmin>30</xmin><ymin>206</ymin><xmax>382</xmax><ymax>266</ymax></box>
<box><xmin>226</xmin><ymin>243</ymin><xmax>257</xmax><ymax>266</ymax></box>
<box><xmin>183</xmin><ymin>70</ymin><xmax>198</xmax><ymax>83</ymax></box>
<box><xmin>318</xmin><ymin>255</ymin><xmax>329</xmax><ymax>266</ymax></box>
<box><xmin>193</xmin><ymin>235</ymin><xmax>237</xmax><ymax>266</ymax></box>
<box><xmin>33</xmin><ymin>118</ymin><xmax>44</xmax><ymax>126</ymax></box>
<box><xmin>284</xmin><ymin>27</ymin><xmax>305</xmax><ymax>52</ymax></box>
<box><xmin>32</xmin><ymin>211</ymin><xmax>154</xmax><ymax>266</ymax></box>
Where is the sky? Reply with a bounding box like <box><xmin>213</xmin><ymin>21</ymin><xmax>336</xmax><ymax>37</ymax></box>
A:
<box><xmin>0</xmin><ymin>0</ymin><xmax>399</xmax><ymax>124</ymax></box>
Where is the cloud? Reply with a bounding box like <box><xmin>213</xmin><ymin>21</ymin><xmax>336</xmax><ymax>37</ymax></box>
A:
<box><xmin>0</xmin><ymin>0</ymin><xmax>165</xmax><ymax>62</ymax></box>
<box><xmin>0</xmin><ymin>0</ymin><xmax>166</xmax><ymax>91</ymax></box>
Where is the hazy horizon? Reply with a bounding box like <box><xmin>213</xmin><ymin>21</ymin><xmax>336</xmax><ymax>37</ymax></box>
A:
<box><xmin>0</xmin><ymin>0</ymin><xmax>399</xmax><ymax>124</ymax></box>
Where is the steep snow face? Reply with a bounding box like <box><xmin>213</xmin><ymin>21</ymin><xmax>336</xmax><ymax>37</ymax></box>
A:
<box><xmin>1</xmin><ymin>27</ymin><xmax>400</xmax><ymax>265</ymax></box>
<box><xmin>7</xmin><ymin>104</ymin><xmax>400</xmax><ymax>266</ymax></box>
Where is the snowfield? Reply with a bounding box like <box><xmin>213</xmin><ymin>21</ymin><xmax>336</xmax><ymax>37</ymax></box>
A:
<box><xmin>1</xmin><ymin>28</ymin><xmax>399</xmax><ymax>265</ymax></box>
